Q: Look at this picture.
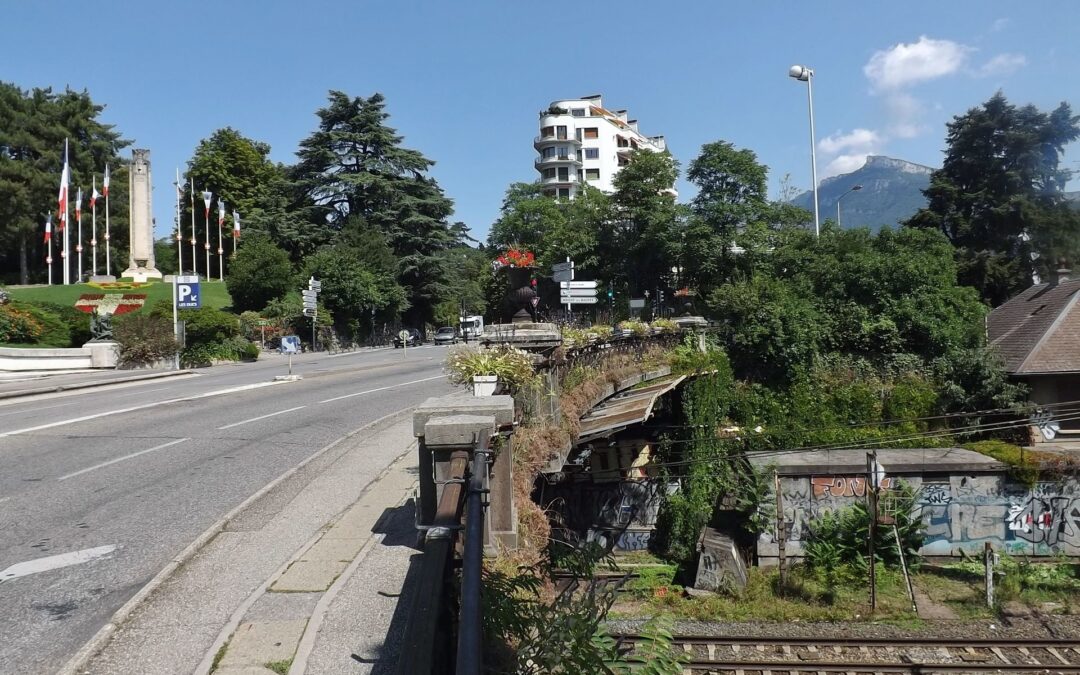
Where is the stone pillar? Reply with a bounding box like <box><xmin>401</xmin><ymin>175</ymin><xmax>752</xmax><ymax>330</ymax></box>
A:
<box><xmin>123</xmin><ymin>149</ymin><xmax>162</xmax><ymax>281</ymax></box>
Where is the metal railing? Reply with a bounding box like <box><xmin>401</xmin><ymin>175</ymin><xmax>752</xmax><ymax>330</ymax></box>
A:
<box><xmin>396</xmin><ymin>433</ymin><xmax>491</xmax><ymax>675</ymax></box>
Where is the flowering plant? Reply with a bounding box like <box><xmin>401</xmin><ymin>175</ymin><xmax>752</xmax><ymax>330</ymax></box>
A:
<box><xmin>494</xmin><ymin>246</ymin><xmax>536</xmax><ymax>269</ymax></box>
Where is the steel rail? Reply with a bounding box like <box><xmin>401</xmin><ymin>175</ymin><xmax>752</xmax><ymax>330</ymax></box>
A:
<box><xmin>681</xmin><ymin>661</ymin><xmax>1080</xmax><ymax>673</ymax></box>
<box><xmin>613</xmin><ymin>634</ymin><xmax>1080</xmax><ymax>648</ymax></box>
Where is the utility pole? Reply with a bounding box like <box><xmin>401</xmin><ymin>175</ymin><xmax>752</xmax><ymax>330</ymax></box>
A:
<box><xmin>867</xmin><ymin>451</ymin><xmax>878</xmax><ymax>613</ymax></box>
<box><xmin>774</xmin><ymin>470</ymin><xmax>787</xmax><ymax>590</ymax></box>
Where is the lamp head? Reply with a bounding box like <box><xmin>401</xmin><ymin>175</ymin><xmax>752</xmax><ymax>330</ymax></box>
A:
<box><xmin>788</xmin><ymin>65</ymin><xmax>812</xmax><ymax>81</ymax></box>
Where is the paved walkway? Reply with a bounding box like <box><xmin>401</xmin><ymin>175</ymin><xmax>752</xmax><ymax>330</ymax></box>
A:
<box><xmin>64</xmin><ymin>416</ymin><xmax>421</xmax><ymax>675</ymax></box>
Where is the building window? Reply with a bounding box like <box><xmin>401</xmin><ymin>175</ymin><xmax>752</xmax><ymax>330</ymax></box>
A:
<box><xmin>577</xmin><ymin>169</ymin><xmax>583</xmax><ymax>182</ymax></box>
<box><xmin>584</xmin><ymin>147</ymin><xmax>599</xmax><ymax>160</ymax></box>
<box><xmin>583</xmin><ymin>127</ymin><xmax>599</xmax><ymax>139</ymax></box>
<box><xmin>585</xmin><ymin>168</ymin><xmax>600</xmax><ymax>181</ymax></box>
<box><xmin>576</xmin><ymin>150</ymin><xmax>583</xmax><ymax>162</ymax></box>
<box><xmin>556</xmin><ymin>148</ymin><xmax>569</xmax><ymax>160</ymax></box>
<box><xmin>541</xmin><ymin>126</ymin><xmax>555</xmax><ymax>139</ymax></box>
<box><xmin>543</xmin><ymin>189</ymin><xmax>556</xmax><ymax>198</ymax></box>
<box><xmin>576</xmin><ymin>129</ymin><xmax>583</xmax><ymax>142</ymax></box>
<box><xmin>556</xmin><ymin>125</ymin><xmax>567</xmax><ymax>140</ymax></box>
<box><xmin>543</xmin><ymin>168</ymin><xmax>556</xmax><ymax>179</ymax></box>
<box><xmin>542</xmin><ymin>147</ymin><xmax>556</xmax><ymax>158</ymax></box>
<box><xmin>557</xmin><ymin>167</ymin><xmax>569</xmax><ymax>182</ymax></box>
<box><xmin>558</xmin><ymin>188</ymin><xmax>571</xmax><ymax>199</ymax></box>
<box><xmin>571</xmin><ymin>108</ymin><xmax>585</xmax><ymax>117</ymax></box>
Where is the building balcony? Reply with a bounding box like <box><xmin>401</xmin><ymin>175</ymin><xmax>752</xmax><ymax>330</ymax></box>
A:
<box><xmin>538</xmin><ymin>174</ymin><xmax>579</xmax><ymax>186</ymax></box>
<box><xmin>535</xmin><ymin>155</ymin><xmax>582</xmax><ymax>168</ymax></box>
<box><xmin>533</xmin><ymin>135</ymin><xmax>582</xmax><ymax>149</ymax></box>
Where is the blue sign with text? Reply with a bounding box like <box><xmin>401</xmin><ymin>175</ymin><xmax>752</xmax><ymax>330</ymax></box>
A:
<box><xmin>177</xmin><ymin>281</ymin><xmax>201</xmax><ymax>309</ymax></box>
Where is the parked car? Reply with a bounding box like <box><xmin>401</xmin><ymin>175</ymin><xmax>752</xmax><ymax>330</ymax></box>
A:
<box><xmin>433</xmin><ymin>326</ymin><xmax>458</xmax><ymax>345</ymax></box>
<box><xmin>393</xmin><ymin>328</ymin><xmax>423</xmax><ymax>348</ymax></box>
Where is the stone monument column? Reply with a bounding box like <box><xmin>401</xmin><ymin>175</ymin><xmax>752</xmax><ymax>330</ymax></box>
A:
<box><xmin>122</xmin><ymin>149</ymin><xmax>162</xmax><ymax>281</ymax></box>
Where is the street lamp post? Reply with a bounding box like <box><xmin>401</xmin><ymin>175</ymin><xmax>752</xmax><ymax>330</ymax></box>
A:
<box><xmin>837</xmin><ymin>184</ymin><xmax>863</xmax><ymax>229</ymax></box>
<box><xmin>202</xmin><ymin>190</ymin><xmax>213</xmax><ymax>280</ymax></box>
<box><xmin>789</xmin><ymin>64</ymin><xmax>820</xmax><ymax>237</ymax></box>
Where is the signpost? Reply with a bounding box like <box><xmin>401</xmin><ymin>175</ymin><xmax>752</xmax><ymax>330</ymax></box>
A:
<box><xmin>303</xmin><ymin>277</ymin><xmax>320</xmax><ymax>351</ymax></box>
<box><xmin>559</xmin><ymin>278</ymin><xmax>598</xmax><ymax>306</ymax></box>
<box><xmin>173</xmin><ymin>275</ymin><xmax>200</xmax><ymax>370</ymax></box>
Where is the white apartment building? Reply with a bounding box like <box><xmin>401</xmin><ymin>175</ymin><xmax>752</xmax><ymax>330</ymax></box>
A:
<box><xmin>533</xmin><ymin>94</ymin><xmax>672</xmax><ymax>199</ymax></box>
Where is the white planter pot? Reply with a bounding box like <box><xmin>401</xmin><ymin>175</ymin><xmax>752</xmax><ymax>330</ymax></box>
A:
<box><xmin>472</xmin><ymin>375</ymin><xmax>498</xmax><ymax>397</ymax></box>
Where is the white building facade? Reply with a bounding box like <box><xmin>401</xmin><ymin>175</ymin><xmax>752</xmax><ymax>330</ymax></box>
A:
<box><xmin>534</xmin><ymin>94</ymin><xmax>671</xmax><ymax>199</ymax></box>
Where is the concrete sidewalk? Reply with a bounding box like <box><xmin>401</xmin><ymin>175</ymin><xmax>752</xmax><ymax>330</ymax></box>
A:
<box><xmin>0</xmin><ymin>367</ymin><xmax>192</xmax><ymax>399</ymax></box>
<box><xmin>64</xmin><ymin>412</ymin><xmax>422</xmax><ymax>675</ymax></box>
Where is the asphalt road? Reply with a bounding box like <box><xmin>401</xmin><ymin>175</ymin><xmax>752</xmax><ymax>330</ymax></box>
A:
<box><xmin>0</xmin><ymin>345</ymin><xmax>456</xmax><ymax>674</ymax></box>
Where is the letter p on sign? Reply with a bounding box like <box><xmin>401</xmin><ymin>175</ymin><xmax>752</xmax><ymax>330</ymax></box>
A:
<box><xmin>177</xmin><ymin>281</ymin><xmax>201</xmax><ymax>309</ymax></box>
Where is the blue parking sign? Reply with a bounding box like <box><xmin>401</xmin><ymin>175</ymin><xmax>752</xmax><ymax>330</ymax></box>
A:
<box><xmin>176</xmin><ymin>276</ymin><xmax>201</xmax><ymax>309</ymax></box>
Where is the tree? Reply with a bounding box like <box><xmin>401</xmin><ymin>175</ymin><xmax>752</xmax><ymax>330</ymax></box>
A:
<box><xmin>0</xmin><ymin>83</ymin><xmax>131</xmax><ymax>283</ymax></box>
<box><xmin>906</xmin><ymin>92</ymin><xmax>1080</xmax><ymax>305</ymax></box>
<box><xmin>487</xmin><ymin>182</ymin><xmax>605</xmax><ymax>272</ymax></box>
<box><xmin>292</xmin><ymin>92</ymin><xmax>459</xmax><ymax>326</ymax></box>
<box><xmin>302</xmin><ymin>245</ymin><xmax>406</xmax><ymax>338</ymax></box>
<box><xmin>607</xmin><ymin>150</ymin><xmax>680</xmax><ymax>296</ymax></box>
<box><xmin>181</xmin><ymin>128</ymin><xmax>317</xmax><ymax>268</ymax></box>
<box><xmin>432</xmin><ymin>245</ymin><xmax>488</xmax><ymax>326</ymax></box>
<box><xmin>225</xmin><ymin>232</ymin><xmax>293</xmax><ymax>313</ymax></box>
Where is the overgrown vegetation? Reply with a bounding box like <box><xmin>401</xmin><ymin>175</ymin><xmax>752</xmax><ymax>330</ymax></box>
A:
<box><xmin>113</xmin><ymin>313</ymin><xmax>178</xmax><ymax>366</ymax></box>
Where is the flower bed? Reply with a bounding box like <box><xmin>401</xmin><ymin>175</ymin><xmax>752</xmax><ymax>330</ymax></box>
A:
<box><xmin>73</xmin><ymin>293</ymin><xmax>147</xmax><ymax>315</ymax></box>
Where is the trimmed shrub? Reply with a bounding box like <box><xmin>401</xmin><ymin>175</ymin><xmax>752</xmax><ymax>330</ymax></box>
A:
<box><xmin>0</xmin><ymin>304</ymin><xmax>43</xmax><ymax>343</ymax></box>
<box><xmin>114</xmin><ymin>313</ymin><xmax>179</xmax><ymax>365</ymax></box>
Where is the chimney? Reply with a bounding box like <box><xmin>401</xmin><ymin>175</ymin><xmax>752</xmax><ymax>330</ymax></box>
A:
<box><xmin>1056</xmin><ymin>258</ymin><xmax>1071</xmax><ymax>283</ymax></box>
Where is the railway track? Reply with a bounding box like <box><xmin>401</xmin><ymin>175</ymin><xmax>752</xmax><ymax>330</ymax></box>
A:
<box><xmin>612</xmin><ymin>634</ymin><xmax>1080</xmax><ymax>673</ymax></box>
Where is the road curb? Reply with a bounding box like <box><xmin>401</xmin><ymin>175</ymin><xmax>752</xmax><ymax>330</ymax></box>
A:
<box><xmin>58</xmin><ymin>406</ymin><xmax>417</xmax><ymax>675</ymax></box>
<box><xmin>0</xmin><ymin>369</ymin><xmax>194</xmax><ymax>401</ymax></box>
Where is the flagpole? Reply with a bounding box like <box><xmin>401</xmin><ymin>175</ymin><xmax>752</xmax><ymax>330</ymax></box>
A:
<box><xmin>175</xmin><ymin>169</ymin><xmax>183</xmax><ymax>275</ymax></box>
<box><xmin>46</xmin><ymin>213</ymin><xmax>53</xmax><ymax>286</ymax></box>
<box><xmin>104</xmin><ymin>164</ymin><xmax>111</xmax><ymax>277</ymax></box>
<box><xmin>190</xmin><ymin>178</ymin><xmax>197</xmax><ymax>279</ymax></box>
<box><xmin>202</xmin><ymin>191</ymin><xmax>211</xmax><ymax>282</ymax></box>
<box><xmin>91</xmin><ymin>176</ymin><xmax>98</xmax><ymax>276</ymax></box>
<box><xmin>62</xmin><ymin>139</ymin><xmax>70</xmax><ymax>285</ymax></box>
<box><xmin>217</xmin><ymin>200</ymin><xmax>224</xmax><ymax>282</ymax></box>
<box><xmin>232</xmin><ymin>211</ymin><xmax>239</xmax><ymax>257</ymax></box>
<box><xmin>76</xmin><ymin>187</ymin><xmax>83</xmax><ymax>282</ymax></box>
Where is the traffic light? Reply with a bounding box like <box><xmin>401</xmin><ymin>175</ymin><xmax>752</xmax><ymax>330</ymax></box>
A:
<box><xmin>607</xmin><ymin>289</ymin><xmax>613</xmax><ymax>299</ymax></box>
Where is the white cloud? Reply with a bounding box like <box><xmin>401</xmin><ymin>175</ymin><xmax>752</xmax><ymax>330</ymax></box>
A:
<box><xmin>978</xmin><ymin>52</ymin><xmax>1027</xmax><ymax>77</ymax></box>
<box><xmin>824</xmin><ymin>154</ymin><xmax>873</xmax><ymax>177</ymax></box>
<box><xmin>990</xmin><ymin>17</ymin><xmax>1011</xmax><ymax>33</ymax></box>
<box><xmin>819</xmin><ymin>128</ymin><xmax>882</xmax><ymax>155</ymax></box>
<box><xmin>863</xmin><ymin>36</ymin><xmax>972</xmax><ymax>90</ymax></box>
<box><xmin>884</xmin><ymin>92</ymin><xmax>924</xmax><ymax>138</ymax></box>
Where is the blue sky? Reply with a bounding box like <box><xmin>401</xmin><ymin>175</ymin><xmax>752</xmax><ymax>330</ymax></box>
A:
<box><xmin>5</xmin><ymin>1</ymin><xmax>1078</xmax><ymax>242</ymax></box>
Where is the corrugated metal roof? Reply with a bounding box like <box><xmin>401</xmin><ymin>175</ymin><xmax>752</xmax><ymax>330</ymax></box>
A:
<box><xmin>577</xmin><ymin>376</ymin><xmax>685</xmax><ymax>442</ymax></box>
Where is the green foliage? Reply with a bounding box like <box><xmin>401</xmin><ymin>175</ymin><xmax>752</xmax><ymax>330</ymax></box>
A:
<box><xmin>113</xmin><ymin>313</ymin><xmax>178</xmax><ymax>365</ymax></box>
<box><xmin>906</xmin><ymin>92</ymin><xmax>1080</xmax><ymax>305</ymax></box>
<box><xmin>803</xmin><ymin>481</ymin><xmax>925</xmax><ymax>573</ymax></box>
<box><xmin>179</xmin><ymin>307</ymin><xmax>240</xmax><ymax>346</ymax></box>
<box><xmin>0</xmin><ymin>82</ymin><xmax>132</xmax><ymax>283</ymax></box>
<box><xmin>303</xmin><ymin>244</ymin><xmax>403</xmax><ymax>337</ymax></box>
<box><xmin>964</xmin><ymin>440</ymin><xmax>1043</xmax><ymax>486</ymax></box>
<box><xmin>225</xmin><ymin>232</ymin><xmax>293</xmax><ymax>312</ymax></box>
<box><xmin>0</xmin><ymin>303</ymin><xmax>43</xmax><ymax>343</ymax></box>
<box><xmin>602</xmin><ymin>615</ymin><xmax>690</xmax><ymax>675</ymax></box>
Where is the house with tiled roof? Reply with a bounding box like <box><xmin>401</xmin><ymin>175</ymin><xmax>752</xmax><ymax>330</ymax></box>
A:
<box><xmin>988</xmin><ymin>264</ymin><xmax>1080</xmax><ymax>441</ymax></box>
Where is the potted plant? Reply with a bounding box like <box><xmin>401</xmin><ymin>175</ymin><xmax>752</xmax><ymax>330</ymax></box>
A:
<box><xmin>446</xmin><ymin>345</ymin><xmax>537</xmax><ymax>396</ymax></box>
<box><xmin>492</xmin><ymin>246</ymin><xmax>538</xmax><ymax>323</ymax></box>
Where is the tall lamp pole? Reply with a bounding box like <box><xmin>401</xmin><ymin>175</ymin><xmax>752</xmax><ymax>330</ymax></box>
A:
<box><xmin>202</xmin><ymin>190</ymin><xmax>213</xmax><ymax>280</ymax></box>
<box><xmin>837</xmin><ymin>184</ymin><xmax>862</xmax><ymax>229</ymax></box>
<box><xmin>789</xmin><ymin>64</ymin><xmax>820</xmax><ymax>237</ymax></box>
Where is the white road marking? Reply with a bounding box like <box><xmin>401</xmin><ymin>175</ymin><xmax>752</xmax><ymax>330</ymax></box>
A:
<box><xmin>0</xmin><ymin>381</ymin><xmax>282</xmax><ymax>438</ymax></box>
<box><xmin>107</xmin><ymin>386</ymin><xmax>170</xmax><ymax>398</ymax></box>
<box><xmin>218</xmin><ymin>406</ymin><xmax>305</xmax><ymax>430</ymax></box>
<box><xmin>0</xmin><ymin>545</ymin><xmax>117</xmax><ymax>583</ymax></box>
<box><xmin>318</xmin><ymin>374</ymin><xmax>446</xmax><ymax>404</ymax></box>
<box><xmin>0</xmin><ymin>401</ymin><xmax>74</xmax><ymax>418</ymax></box>
<box><xmin>57</xmin><ymin>438</ymin><xmax>189</xmax><ymax>481</ymax></box>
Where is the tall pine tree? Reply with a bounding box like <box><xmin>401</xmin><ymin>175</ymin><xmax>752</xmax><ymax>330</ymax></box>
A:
<box><xmin>906</xmin><ymin>92</ymin><xmax>1080</xmax><ymax>305</ymax></box>
<box><xmin>292</xmin><ymin>92</ymin><xmax>458</xmax><ymax>325</ymax></box>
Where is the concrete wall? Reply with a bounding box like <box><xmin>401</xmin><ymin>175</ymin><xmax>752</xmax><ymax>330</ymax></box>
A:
<box><xmin>546</xmin><ymin>477</ymin><xmax>677</xmax><ymax>552</ymax></box>
<box><xmin>759</xmin><ymin>471</ymin><xmax>1080</xmax><ymax>564</ymax></box>
<box><xmin>0</xmin><ymin>346</ymin><xmax>94</xmax><ymax>371</ymax></box>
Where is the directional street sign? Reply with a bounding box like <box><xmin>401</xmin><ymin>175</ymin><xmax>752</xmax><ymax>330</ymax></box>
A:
<box><xmin>552</xmin><ymin>261</ymin><xmax>574</xmax><ymax>273</ymax></box>
<box><xmin>562</xmin><ymin>296</ymin><xmax>598</xmax><ymax>305</ymax></box>
<box><xmin>302</xmin><ymin>307</ymin><xmax>317</xmax><ymax>318</ymax></box>
<box><xmin>552</xmin><ymin>270</ymin><xmax>574</xmax><ymax>283</ymax></box>
<box><xmin>177</xmin><ymin>277</ymin><xmax>201</xmax><ymax>309</ymax></box>
<box><xmin>560</xmin><ymin>288</ymin><xmax>598</xmax><ymax>297</ymax></box>
<box><xmin>301</xmin><ymin>290</ymin><xmax>318</xmax><ymax>299</ymax></box>
<box><xmin>308</xmin><ymin>277</ymin><xmax>322</xmax><ymax>292</ymax></box>
<box><xmin>560</xmin><ymin>280</ymin><xmax>598</xmax><ymax>289</ymax></box>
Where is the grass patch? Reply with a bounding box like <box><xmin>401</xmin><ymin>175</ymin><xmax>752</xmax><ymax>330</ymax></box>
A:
<box><xmin>210</xmin><ymin>640</ymin><xmax>229</xmax><ymax>673</ymax></box>
<box><xmin>962</xmin><ymin>440</ymin><xmax>1075</xmax><ymax>485</ymax></box>
<box><xmin>5</xmin><ymin>281</ymin><xmax>233</xmax><ymax>314</ymax></box>
<box><xmin>265</xmin><ymin>658</ymin><xmax>292</xmax><ymax>675</ymax></box>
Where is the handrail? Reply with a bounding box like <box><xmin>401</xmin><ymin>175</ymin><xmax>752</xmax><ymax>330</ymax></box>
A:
<box><xmin>456</xmin><ymin>431</ymin><xmax>490</xmax><ymax>675</ymax></box>
<box><xmin>395</xmin><ymin>449</ymin><xmax>469</xmax><ymax>675</ymax></box>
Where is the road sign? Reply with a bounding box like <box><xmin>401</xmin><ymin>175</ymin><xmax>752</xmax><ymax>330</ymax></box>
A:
<box><xmin>559</xmin><ymin>280</ymin><xmax>598</xmax><ymax>289</ymax></box>
<box><xmin>301</xmin><ymin>289</ymin><xmax>318</xmax><ymax>299</ymax></box>
<box><xmin>552</xmin><ymin>261</ymin><xmax>574</xmax><ymax>273</ymax></box>
<box><xmin>562</xmin><ymin>296</ymin><xmax>598</xmax><ymax>305</ymax></box>
<box><xmin>302</xmin><ymin>307</ymin><xmax>317</xmax><ymax>318</ymax></box>
<box><xmin>560</xmin><ymin>288</ymin><xmax>598</xmax><ymax>298</ymax></box>
<box><xmin>308</xmin><ymin>277</ymin><xmax>322</xmax><ymax>292</ymax></box>
<box><xmin>281</xmin><ymin>335</ymin><xmax>301</xmax><ymax>354</ymax></box>
<box><xmin>552</xmin><ymin>270</ymin><xmax>574</xmax><ymax>283</ymax></box>
<box><xmin>177</xmin><ymin>280</ymin><xmax>201</xmax><ymax>309</ymax></box>
<box><xmin>629</xmin><ymin>298</ymin><xmax>646</xmax><ymax>309</ymax></box>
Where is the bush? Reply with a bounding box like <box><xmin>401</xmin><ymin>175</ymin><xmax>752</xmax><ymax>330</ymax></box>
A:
<box><xmin>225</xmin><ymin>233</ymin><xmax>293</xmax><ymax>313</ymax></box>
<box><xmin>179</xmin><ymin>307</ymin><xmax>240</xmax><ymax>348</ymax></box>
<box><xmin>36</xmin><ymin>302</ymin><xmax>93</xmax><ymax>346</ymax></box>
<box><xmin>114</xmin><ymin>313</ymin><xmax>179</xmax><ymax>365</ymax></box>
<box><xmin>618</xmin><ymin>318</ymin><xmax>650</xmax><ymax>336</ymax></box>
<box><xmin>0</xmin><ymin>303</ymin><xmax>43</xmax><ymax>343</ymax></box>
<box><xmin>445</xmin><ymin>345</ymin><xmax>537</xmax><ymax>392</ymax></box>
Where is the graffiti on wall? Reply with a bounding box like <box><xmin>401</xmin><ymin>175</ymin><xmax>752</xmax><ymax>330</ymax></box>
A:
<box><xmin>772</xmin><ymin>473</ymin><xmax>1080</xmax><ymax>559</ymax></box>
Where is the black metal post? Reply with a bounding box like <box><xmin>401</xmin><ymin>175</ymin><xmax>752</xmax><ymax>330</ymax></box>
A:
<box><xmin>456</xmin><ymin>444</ymin><xmax>488</xmax><ymax>675</ymax></box>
